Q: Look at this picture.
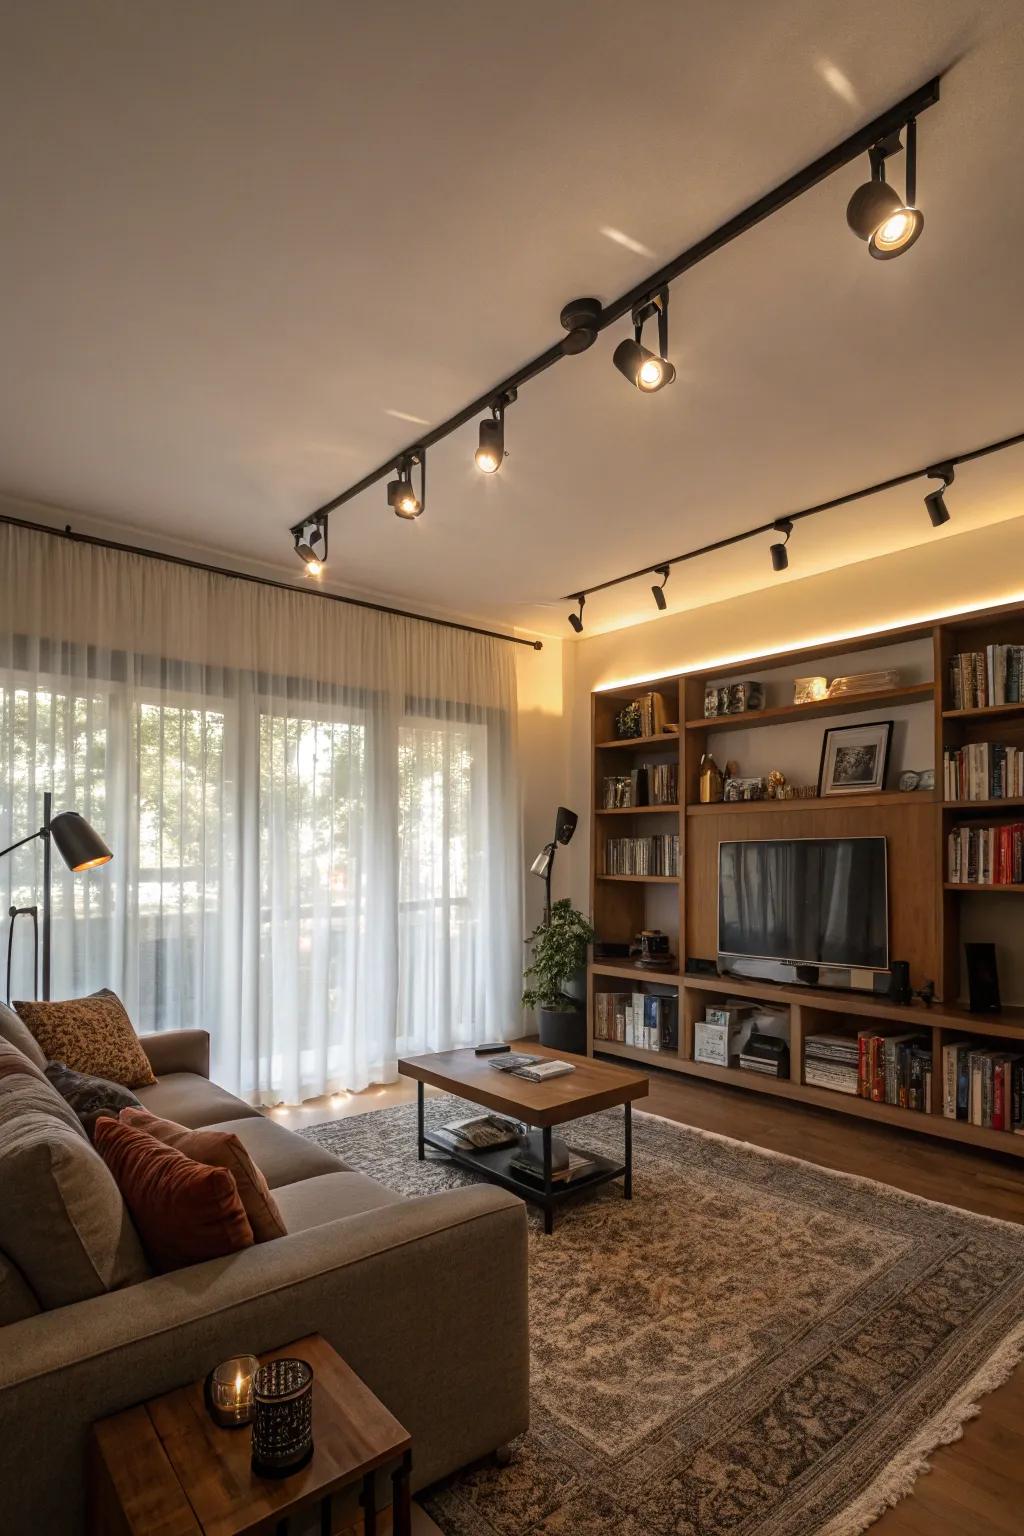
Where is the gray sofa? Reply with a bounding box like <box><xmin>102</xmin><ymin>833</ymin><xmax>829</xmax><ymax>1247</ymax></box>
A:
<box><xmin>0</xmin><ymin>1024</ymin><xmax>529</xmax><ymax>1535</ymax></box>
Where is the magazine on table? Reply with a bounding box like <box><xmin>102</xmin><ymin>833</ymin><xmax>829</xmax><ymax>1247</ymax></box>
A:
<box><xmin>511</xmin><ymin>1059</ymin><xmax>576</xmax><ymax>1082</ymax></box>
<box><xmin>489</xmin><ymin>1053</ymin><xmax>541</xmax><ymax>1073</ymax></box>
<box><xmin>440</xmin><ymin>1113</ymin><xmax>523</xmax><ymax>1149</ymax></box>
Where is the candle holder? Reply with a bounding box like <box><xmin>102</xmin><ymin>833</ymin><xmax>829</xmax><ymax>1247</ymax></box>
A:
<box><xmin>206</xmin><ymin>1355</ymin><xmax>259</xmax><ymax>1429</ymax></box>
<box><xmin>251</xmin><ymin>1358</ymin><xmax>314</xmax><ymax>1478</ymax></box>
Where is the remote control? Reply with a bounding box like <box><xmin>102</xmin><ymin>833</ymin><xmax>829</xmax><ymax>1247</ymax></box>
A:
<box><xmin>474</xmin><ymin>1042</ymin><xmax>511</xmax><ymax>1055</ymax></box>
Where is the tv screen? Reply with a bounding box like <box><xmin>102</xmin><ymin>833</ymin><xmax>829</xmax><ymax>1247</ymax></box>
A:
<box><xmin>718</xmin><ymin>837</ymin><xmax>888</xmax><ymax>971</ymax></box>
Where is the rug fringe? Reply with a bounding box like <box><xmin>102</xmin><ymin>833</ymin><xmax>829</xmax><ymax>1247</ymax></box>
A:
<box><xmin>817</xmin><ymin>1316</ymin><xmax>1024</xmax><ymax>1535</ymax></box>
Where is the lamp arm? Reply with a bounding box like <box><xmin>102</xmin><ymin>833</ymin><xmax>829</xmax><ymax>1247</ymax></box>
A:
<box><xmin>0</xmin><ymin>828</ymin><xmax>44</xmax><ymax>861</ymax></box>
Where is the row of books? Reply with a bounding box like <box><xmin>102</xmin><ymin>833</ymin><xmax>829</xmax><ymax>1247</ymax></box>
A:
<box><xmin>593</xmin><ymin>991</ymin><xmax>678</xmax><ymax>1050</ymax></box>
<box><xmin>631</xmin><ymin>691</ymin><xmax>671</xmax><ymax>737</ymax></box>
<box><xmin>854</xmin><ymin>1030</ymin><xmax>933</xmax><ymax>1112</ymax></box>
<box><xmin>947</xmin><ymin>823</ymin><xmax>1024</xmax><ymax>886</ymax></box>
<box><xmin>943</xmin><ymin>743</ymin><xmax>1024</xmax><ymax>801</ymax></box>
<box><xmin>601</xmin><ymin>762</ymin><xmax>679</xmax><ymax>808</ymax></box>
<box><xmin>948</xmin><ymin>645</ymin><xmax>1024</xmax><ymax>709</ymax></box>
<box><xmin>941</xmin><ymin>1042</ymin><xmax>1024</xmax><ymax>1131</ymax></box>
<box><xmin>603</xmin><ymin>834</ymin><xmax>680</xmax><ymax>877</ymax></box>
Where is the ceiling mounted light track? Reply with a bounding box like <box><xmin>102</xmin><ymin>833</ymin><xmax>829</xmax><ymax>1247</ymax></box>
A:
<box><xmin>924</xmin><ymin>462</ymin><xmax>954</xmax><ymax>526</ymax></box>
<box><xmin>560</xmin><ymin>429</ymin><xmax>1024</xmax><ymax>620</ymax></box>
<box><xmin>294</xmin><ymin>516</ymin><xmax>328</xmax><ymax>576</ymax></box>
<box><xmin>847</xmin><ymin>120</ymin><xmax>923</xmax><ymax>259</ymax></box>
<box><xmin>475</xmin><ymin>389</ymin><xmax>517</xmax><ymax>474</ymax></box>
<box><xmin>293</xmin><ymin>78</ymin><xmax>941</xmax><ymax>557</ymax></box>
<box><xmin>613</xmin><ymin>289</ymin><xmax>676</xmax><ymax>392</ymax></box>
<box><xmin>387</xmin><ymin>451</ymin><xmax>426</xmax><ymax>519</ymax></box>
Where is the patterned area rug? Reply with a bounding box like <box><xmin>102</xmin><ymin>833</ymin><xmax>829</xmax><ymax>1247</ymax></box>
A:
<box><xmin>304</xmin><ymin>1097</ymin><xmax>1024</xmax><ymax>1535</ymax></box>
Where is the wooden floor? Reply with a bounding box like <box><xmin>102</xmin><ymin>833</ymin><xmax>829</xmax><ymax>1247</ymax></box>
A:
<box><xmin>275</xmin><ymin>1043</ymin><xmax>1024</xmax><ymax>1535</ymax></box>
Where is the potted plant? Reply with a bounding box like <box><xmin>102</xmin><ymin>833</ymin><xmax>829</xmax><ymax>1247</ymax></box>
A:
<box><xmin>522</xmin><ymin>898</ymin><xmax>595</xmax><ymax>1054</ymax></box>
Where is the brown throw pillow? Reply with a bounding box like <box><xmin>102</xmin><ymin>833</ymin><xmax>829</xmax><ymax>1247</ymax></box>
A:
<box><xmin>14</xmin><ymin>990</ymin><xmax>156</xmax><ymax>1089</ymax></box>
<box><xmin>119</xmin><ymin>1107</ymin><xmax>286</xmax><ymax>1243</ymax></box>
<box><xmin>93</xmin><ymin>1117</ymin><xmax>254</xmax><ymax>1273</ymax></box>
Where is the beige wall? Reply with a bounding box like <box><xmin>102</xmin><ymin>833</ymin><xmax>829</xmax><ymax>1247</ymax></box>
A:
<box><xmin>551</xmin><ymin>514</ymin><xmax>1024</xmax><ymax>1002</ymax></box>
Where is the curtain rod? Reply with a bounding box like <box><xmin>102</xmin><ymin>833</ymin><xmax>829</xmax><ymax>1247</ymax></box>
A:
<box><xmin>0</xmin><ymin>510</ymin><xmax>543</xmax><ymax>651</ymax></box>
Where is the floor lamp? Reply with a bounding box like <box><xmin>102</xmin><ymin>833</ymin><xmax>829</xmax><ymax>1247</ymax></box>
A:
<box><xmin>0</xmin><ymin>791</ymin><xmax>112</xmax><ymax>1000</ymax></box>
<box><xmin>529</xmin><ymin>807</ymin><xmax>578</xmax><ymax>926</ymax></box>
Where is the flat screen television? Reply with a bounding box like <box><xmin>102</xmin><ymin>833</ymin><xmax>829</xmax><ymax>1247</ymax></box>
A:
<box><xmin>718</xmin><ymin>836</ymin><xmax>888</xmax><ymax>986</ymax></box>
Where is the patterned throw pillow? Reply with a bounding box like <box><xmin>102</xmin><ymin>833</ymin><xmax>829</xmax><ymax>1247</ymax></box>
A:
<box><xmin>45</xmin><ymin>1062</ymin><xmax>142</xmax><ymax>1136</ymax></box>
<box><xmin>13</xmin><ymin>990</ymin><xmax>157</xmax><ymax>1089</ymax></box>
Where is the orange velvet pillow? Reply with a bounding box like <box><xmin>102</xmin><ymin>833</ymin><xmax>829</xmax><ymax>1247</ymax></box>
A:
<box><xmin>93</xmin><ymin>1117</ymin><xmax>254</xmax><ymax>1273</ymax></box>
<box><xmin>119</xmin><ymin>1107</ymin><xmax>286</xmax><ymax>1243</ymax></box>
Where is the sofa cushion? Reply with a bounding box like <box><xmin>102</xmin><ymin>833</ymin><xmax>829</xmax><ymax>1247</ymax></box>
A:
<box><xmin>0</xmin><ymin>1000</ymin><xmax>47</xmax><ymax>1069</ymax></box>
<box><xmin>14</xmin><ymin>990</ymin><xmax>156</xmax><ymax>1088</ymax></box>
<box><xmin>272</xmin><ymin>1170</ymin><xmax>405</xmax><ymax>1232</ymax></box>
<box><xmin>0</xmin><ymin>1035</ymin><xmax>54</xmax><ymax>1091</ymax></box>
<box><xmin>0</xmin><ymin>1075</ymin><xmax>150</xmax><ymax>1307</ymax></box>
<box><xmin>45</xmin><ymin>1062</ymin><xmax>142</xmax><ymax>1136</ymax></box>
<box><xmin>199</xmin><ymin>1114</ymin><xmax>348</xmax><ymax>1189</ymax></box>
<box><xmin>0</xmin><ymin>1247</ymin><xmax>40</xmax><ymax>1325</ymax></box>
<box><xmin>134</xmin><ymin>1072</ymin><xmax>262</xmax><ymax>1128</ymax></box>
<box><xmin>120</xmin><ymin>1107</ymin><xmax>286</xmax><ymax>1242</ymax></box>
<box><xmin>94</xmin><ymin>1117</ymin><xmax>254</xmax><ymax>1273</ymax></box>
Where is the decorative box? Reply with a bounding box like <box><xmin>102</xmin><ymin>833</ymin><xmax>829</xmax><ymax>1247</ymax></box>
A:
<box><xmin>695</xmin><ymin>1008</ymin><xmax>748</xmax><ymax>1067</ymax></box>
<box><xmin>726</xmin><ymin>681</ymin><xmax>765</xmax><ymax>714</ymax></box>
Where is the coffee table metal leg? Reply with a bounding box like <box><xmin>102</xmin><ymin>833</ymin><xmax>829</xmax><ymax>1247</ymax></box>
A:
<box><xmin>392</xmin><ymin>1448</ymin><xmax>413</xmax><ymax>1536</ymax></box>
<box><xmin>361</xmin><ymin>1470</ymin><xmax>377</xmax><ymax>1534</ymax></box>
<box><xmin>417</xmin><ymin>1080</ymin><xmax>425</xmax><ymax>1160</ymax></box>
<box><xmin>542</xmin><ymin>1126</ymin><xmax>553</xmax><ymax>1235</ymax></box>
<box><xmin>624</xmin><ymin>1101</ymin><xmax>632</xmax><ymax>1200</ymax></box>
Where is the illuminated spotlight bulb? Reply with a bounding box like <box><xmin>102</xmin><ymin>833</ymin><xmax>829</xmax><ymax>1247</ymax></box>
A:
<box><xmin>613</xmin><ymin>338</ymin><xmax>676</xmax><ymax>392</ymax></box>
<box><xmin>387</xmin><ymin>473</ymin><xmax>421</xmax><ymax>519</ymax></box>
<box><xmin>305</xmin><ymin>558</ymin><xmax>323</xmax><ymax>577</ymax></box>
<box><xmin>475</xmin><ymin>415</ymin><xmax>504</xmax><ymax>473</ymax></box>
<box><xmin>846</xmin><ymin>178</ymin><xmax>923</xmax><ymax>260</ymax></box>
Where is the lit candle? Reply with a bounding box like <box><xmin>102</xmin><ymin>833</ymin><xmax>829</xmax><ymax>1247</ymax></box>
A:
<box><xmin>208</xmin><ymin>1355</ymin><xmax>259</xmax><ymax>1428</ymax></box>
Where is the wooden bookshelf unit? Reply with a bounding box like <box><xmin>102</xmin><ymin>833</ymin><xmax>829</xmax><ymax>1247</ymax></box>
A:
<box><xmin>587</xmin><ymin>598</ymin><xmax>1024</xmax><ymax>1158</ymax></box>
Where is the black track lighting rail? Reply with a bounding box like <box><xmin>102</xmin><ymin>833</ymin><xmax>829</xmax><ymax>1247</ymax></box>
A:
<box><xmin>561</xmin><ymin>428</ymin><xmax>1024</xmax><ymax>603</ymax></box>
<box><xmin>296</xmin><ymin>76</ymin><xmax>941</xmax><ymax>537</ymax></box>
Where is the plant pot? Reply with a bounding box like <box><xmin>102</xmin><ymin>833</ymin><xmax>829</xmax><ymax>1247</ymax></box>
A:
<box><xmin>561</xmin><ymin>967</ymin><xmax>587</xmax><ymax>1006</ymax></box>
<box><xmin>538</xmin><ymin>1007</ymin><xmax>587</xmax><ymax>1055</ymax></box>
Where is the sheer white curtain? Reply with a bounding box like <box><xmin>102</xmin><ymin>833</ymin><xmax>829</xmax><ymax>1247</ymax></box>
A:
<box><xmin>0</xmin><ymin>522</ymin><xmax>522</xmax><ymax>1102</ymax></box>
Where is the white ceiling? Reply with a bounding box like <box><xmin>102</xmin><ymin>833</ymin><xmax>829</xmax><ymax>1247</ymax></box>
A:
<box><xmin>2</xmin><ymin>1</ymin><xmax>1024</xmax><ymax>638</ymax></box>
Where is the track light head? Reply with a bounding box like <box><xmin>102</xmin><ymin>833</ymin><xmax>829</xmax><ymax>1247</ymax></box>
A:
<box><xmin>924</xmin><ymin>462</ymin><xmax>954</xmax><ymax>527</ymax></box>
<box><xmin>294</xmin><ymin>517</ymin><xmax>327</xmax><ymax>576</ymax></box>
<box><xmin>847</xmin><ymin>127</ymin><xmax>923</xmax><ymax>259</ymax></box>
<box><xmin>614</xmin><ymin>290</ymin><xmax>676</xmax><ymax>392</ymax></box>
<box><xmin>568</xmin><ymin>595</ymin><xmax>585</xmax><ymax>634</ymax></box>
<box><xmin>388</xmin><ymin>453</ymin><xmax>425</xmax><ymax>519</ymax></box>
<box><xmin>770</xmin><ymin>518</ymin><xmax>793</xmax><ymax>573</ymax></box>
<box><xmin>651</xmin><ymin>565</ymin><xmax>670</xmax><ymax>610</ymax></box>
<box><xmin>474</xmin><ymin>391</ymin><xmax>514</xmax><ymax>474</ymax></box>
<box><xmin>560</xmin><ymin>297</ymin><xmax>602</xmax><ymax>355</ymax></box>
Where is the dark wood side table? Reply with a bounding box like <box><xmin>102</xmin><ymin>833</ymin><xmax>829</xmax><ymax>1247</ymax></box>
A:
<box><xmin>88</xmin><ymin>1334</ymin><xmax>412</xmax><ymax>1536</ymax></box>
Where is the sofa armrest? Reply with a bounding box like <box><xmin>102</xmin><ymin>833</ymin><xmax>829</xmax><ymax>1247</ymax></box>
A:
<box><xmin>0</xmin><ymin>1184</ymin><xmax>529</xmax><ymax>1535</ymax></box>
<box><xmin>138</xmin><ymin>1028</ymin><xmax>210</xmax><ymax>1078</ymax></box>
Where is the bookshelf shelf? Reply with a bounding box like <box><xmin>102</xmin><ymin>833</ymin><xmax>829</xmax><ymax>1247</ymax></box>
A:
<box><xmin>596</xmin><ymin>874</ymin><xmax>679</xmax><ymax>884</ymax></box>
<box><xmin>943</xmin><ymin>883</ymin><xmax>1024</xmax><ymax>894</ymax></box>
<box><xmin>588</xmin><ymin>596</ymin><xmax>1024</xmax><ymax>1158</ymax></box>
<box><xmin>595</xmin><ymin>733</ymin><xmax>680</xmax><ymax>751</ymax></box>
<box><xmin>942</xmin><ymin>703</ymin><xmax>1024</xmax><ymax>720</ymax></box>
<box><xmin>685</xmin><ymin>682</ymin><xmax>933</xmax><ymax>732</ymax></box>
<box><xmin>686</xmin><ymin>790</ymin><xmax>930</xmax><ymax>816</ymax></box>
<box><xmin>595</xmin><ymin>805</ymin><xmax>681</xmax><ymax>816</ymax></box>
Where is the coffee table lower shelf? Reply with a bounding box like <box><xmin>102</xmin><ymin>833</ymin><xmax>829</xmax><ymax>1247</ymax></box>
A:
<box><xmin>417</xmin><ymin>1082</ymin><xmax>632</xmax><ymax>1234</ymax></box>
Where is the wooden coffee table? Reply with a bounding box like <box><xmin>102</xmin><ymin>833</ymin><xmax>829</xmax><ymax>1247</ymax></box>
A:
<box><xmin>88</xmin><ymin>1334</ymin><xmax>412</xmax><ymax>1536</ymax></box>
<box><xmin>398</xmin><ymin>1048</ymin><xmax>649</xmax><ymax>1233</ymax></box>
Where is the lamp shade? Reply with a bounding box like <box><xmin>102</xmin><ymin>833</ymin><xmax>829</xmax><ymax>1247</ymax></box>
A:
<box><xmin>49</xmin><ymin>811</ymin><xmax>113</xmax><ymax>872</ymax></box>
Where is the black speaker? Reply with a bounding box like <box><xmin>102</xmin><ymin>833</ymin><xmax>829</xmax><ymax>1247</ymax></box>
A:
<box><xmin>965</xmin><ymin>942</ymin><xmax>1001</xmax><ymax>1014</ymax></box>
<box><xmin>888</xmin><ymin>960</ymin><xmax>912</xmax><ymax>1006</ymax></box>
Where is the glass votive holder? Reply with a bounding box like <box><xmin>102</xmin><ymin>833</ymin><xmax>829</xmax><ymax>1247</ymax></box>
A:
<box><xmin>251</xmin><ymin>1357</ymin><xmax>314</xmax><ymax>1478</ymax></box>
<box><xmin>206</xmin><ymin>1355</ymin><xmax>259</xmax><ymax>1429</ymax></box>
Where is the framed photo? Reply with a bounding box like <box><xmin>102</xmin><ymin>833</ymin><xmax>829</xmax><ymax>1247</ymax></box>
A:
<box><xmin>818</xmin><ymin>720</ymin><xmax>893</xmax><ymax>797</ymax></box>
